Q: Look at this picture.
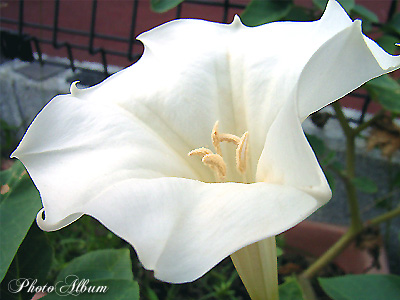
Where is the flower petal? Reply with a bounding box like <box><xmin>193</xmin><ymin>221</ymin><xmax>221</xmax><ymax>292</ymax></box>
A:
<box><xmin>12</xmin><ymin>93</ymin><xmax>205</xmax><ymax>227</ymax></box>
<box><xmin>59</xmin><ymin>177</ymin><xmax>319</xmax><ymax>283</ymax></box>
<box><xmin>297</xmin><ymin>19</ymin><xmax>400</xmax><ymax>119</ymax></box>
<box><xmin>256</xmin><ymin>101</ymin><xmax>331</xmax><ymax>202</ymax></box>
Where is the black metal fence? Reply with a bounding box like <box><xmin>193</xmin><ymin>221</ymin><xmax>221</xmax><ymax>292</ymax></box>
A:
<box><xmin>0</xmin><ymin>0</ymin><xmax>247</xmax><ymax>76</ymax></box>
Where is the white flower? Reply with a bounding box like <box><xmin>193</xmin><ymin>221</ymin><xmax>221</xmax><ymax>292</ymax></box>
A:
<box><xmin>12</xmin><ymin>0</ymin><xmax>400</xmax><ymax>284</ymax></box>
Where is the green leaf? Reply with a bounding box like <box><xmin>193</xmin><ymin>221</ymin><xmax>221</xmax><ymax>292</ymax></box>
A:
<box><xmin>284</xmin><ymin>6</ymin><xmax>313</xmax><ymax>21</ymax></box>
<box><xmin>352</xmin><ymin>4</ymin><xmax>379</xmax><ymax>23</ymax></box>
<box><xmin>42</xmin><ymin>279</ymin><xmax>139</xmax><ymax>300</ymax></box>
<box><xmin>306</xmin><ymin>134</ymin><xmax>325</xmax><ymax>158</ymax></box>
<box><xmin>241</xmin><ymin>0</ymin><xmax>293</xmax><ymax>27</ymax></box>
<box><xmin>56</xmin><ymin>249</ymin><xmax>133</xmax><ymax>283</ymax></box>
<box><xmin>365</xmin><ymin>75</ymin><xmax>400</xmax><ymax>113</ymax></box>
<box><xmin>276</xmin><ymin>246</ymin><xmax>283</xmax><ymax>257</ymax></box>
<box><xmin>279</xmin><ymin>276</ymin><xmax>304</xmax><ymax>300</ymax></box>
<box><xmin>324</xmin><ymin>170</ymin><xmax>336</xmax><ymax>191</ymax></box>
<box><xmin>352</xmin><ymin>177</ymin><xmax>378</xmax><ymax>194</ymax></box>
<box><xmin>313</xmin><ymin>0</ymin><xmax>354</xmax><ymax>13</ymax></box>
<box><xmin>376</xmin><ymin>35</ymin><xmax>400</xmax><ymax>55</ymax></box>
<box><xmin>319</xmin><ymin>274</ymin><xmax>400</xmax><ymax>300</ymax></box>
<box><xmin>1</xmin><ymin>225</ymin><xmax>53</xmax><ymax>300</ymax></box>
<box><xmin>42</xmin><ymin>249</ymin><xmax>139</xmax><ymax>300</ymax></box>
<box><xmin>387</xmin><ymin>13</ymin><xmax>400</xmax><ymax>35</ymax></box>
<box><xmin>322</xmin><ymin>150</ymin><xmax>336</xmax><ymax>166</ymax></box>
<box><xmin>150</xmin><ymin>0</ymin><xmax>184</xmax><ymax>13</ymax></box>
<box><xmin>393</xmin><ymin>171</ymin><xmax>400</xmax><ymax>188</ymax></box>
<box><xmin>146</xmin><ymin>287</ymin><xmax>160</xmax><ymax>300</ymax></box>
<box><xmin>0</xmin><ymin>161</ymin><xmax>42</xmax><ymax>282</ymax></box>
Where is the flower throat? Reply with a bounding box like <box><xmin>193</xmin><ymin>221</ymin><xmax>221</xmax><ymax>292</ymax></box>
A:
<box><xmin>188</xmin><ymin>121</ymin><xmax>249</xmax><ymax>182</ymax></box>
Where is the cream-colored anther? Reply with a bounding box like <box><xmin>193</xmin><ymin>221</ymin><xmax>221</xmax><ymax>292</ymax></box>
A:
<box><xmin>236</xmin><ymin>132</ymin><xmax>249</xmax><ymax>174</ymax></box>
<box><xmin>220</xmin><ymin>133</ymin><xmax>240</xmax><ymax>145</ymax></box>
<box><xmin>188</xmin><ymin>147</ymin><xmax>213</xmax><ymax>157</ymax></box>
<box><xmin>202</xmin><ymin>153</ymin><xmax>226</xmax><ymax>180</ymax></box>
<box><xmin>188</xmin><ymin>121</ymin><xmax>249</xmax><ymax>180</ymax></box>
<box><xmin>211</xmin><ymin>121</ymin><xmax>222</xmax><ymax>156</ymax></box>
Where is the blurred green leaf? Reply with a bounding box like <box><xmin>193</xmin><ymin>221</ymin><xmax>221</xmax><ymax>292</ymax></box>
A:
<box><xmin>284</xmin><ymin>6</ymin><xmax>313</xmax><ymax>21</ymax></box>
<box><xmin>377</xmin><ymin>35</ymin><xmax>400</xmax><ymax>55</ymax></box>
<box><xmin>352</xmin><ymin>4</ymin><xmax>379</xmax><ymax>23</ymax></box>
<box><xmin>386</xmin><ymin>13</ymin><xmax>400</xmax><ymax>35</ymax></box>
<box><xmin>276</xmin><ymin>246</ymin><xmax>283</xmax><ymax>257</ymax></box>
<box><xmin>1</xmin><ymin>225</ymin><xmax>53</xmax><ymax>300</ymax></box>
<box><xmin>56</xmin><ymin>249</ymin><xmax>133</xmax><ymax>283</ymax></box>
<box><xmin>0</xmin><ymin>161</ymin><xmax>42</xmax><ymax>282</ymax></box>
<box><xmin>43</xmin><ymin>249</ymin><xmax>139</xmax><ymax>300</ymax></box>
<box><xmin>313</xmin><ymin>0</ymin><xmax>354</xmax><ymax>13</ymax></box>
<box><xmin>241</xmin><ymin>0</ymin><xmax>293</xmax><ymax>27</ymax></box>
<box><xmin>352</xmin><ymin>177</ymin><xmax>378</xmax><ymax>194</ymax></box>
<box><xmin>331</xmin><ymin>161</ymin><xmax>344</xmax><ymax>172</ymax></box>
<box><xmin>0</xmin><ymin>120</ymin><xmax>18</xmax><ymax>157</ymax></box>
<box><xmin>150</xmin><ymin>0</ymin><xmax>184</xmax><ymax>13</ymax></box>
<box><xmin>324</xmin><ymin>170</ymin><xmax>336</xmax><ymax>191</ymax></box>
<box><xmin>319</xmin><ymin>274</ymin><xmax>400</xmax><ymax>300</ymax></box>
<box><xmin>43</xmin><ymin>279</ymin><xmax>139</xmax><ymax>300</ymax></box>
<box><xmin>279</xmin><ymin>276</ymin><xmax>304</xmax><ymax>300</ymax></box>
<box><xmin>306</xmin><ymin>134</ymin><xmax>326</xmax><ymax>158</ymax></box>
<box><xmin>393</xmin><ymin>172</ymin><xmax>400</xmax><ymax>188</ymax></box>
<box><xmin>146</xmin><ymin>287</ymin><xmax>160</xmax><ymax>300</ymax></box>
<box><xmin>322</xmin><ymin>150</ymin><xmax>336</xmax><ymax>166</ymax></box>
<box><xmin>365</xmin><ymin>75</ymin><xmax>400</xmax><ymax>114</ymax></box>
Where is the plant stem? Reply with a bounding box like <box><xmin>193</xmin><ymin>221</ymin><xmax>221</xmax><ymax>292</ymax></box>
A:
<box><xmin>302</xmin><ymin>103</ymin><xmax>369</xmax><ymax>279</ymax></box>
<box><xmin>369</xmin><ymin>205</ymin><xmax>400</xmax><ymax>226</ymax></box>
<box><xmin>332</xmin><ymin>102</ymin><xmax>352</xmax><ymax>138</ymax></box>
<box><xmin>353</xmin><ymin>110</ymin><xmax>384</xmax><ymax>136</ymax></box>
<box><xmin>301</xmin><ymin>227</ymin><xmax>358</xmax><ymax>279</ymax></box>
<box><xmin>302</xmin><ymin>205</ymin><xmax>400</xmax><ymax>279</ymax></box>
<box><xmin>332</xmin><ymin>102</ymin><xmax>363</xmax><ymax>231</ymax></box>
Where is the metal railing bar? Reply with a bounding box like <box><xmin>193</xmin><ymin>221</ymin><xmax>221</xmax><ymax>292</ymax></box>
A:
<box><xmin>127</xmin><ymin>0</ymin><xmax>139</xmax><ymax>61</ymax></box>
<box><xmin>359</xmin><ymin>95</ymin><xmax>372</xmax><ymax>124</ymax></box>
<box><xmin>1</xmin><ymin>18</ymin><xmax>143</xmax><ymax>44</ymax></box>
<box><xmin>89</xmin><ymin>0</ymin><xmax>97</xmax><ymax>54</ymax></box>
<box><xmin>36</xmin><ymin>38</ymin><xmax>140</xmax><ymax>59</ymax></box>
<box><xmin>176</xmin><ymin>3</ymin><xmax>182</xmax><ymax>19</ymax></box>
<box><xmin>51</xmin><ymin>0</ymin><xmax>76</xmax><ymax>71</ymax></box>
<box><xmin>222</xmin><ymin>0</ymin><xmax>230</xmax><ymax>23</ymax></box>
<box><xmin>18</xmin><ymin>0</ymin><xmax>24</xmax><ymax>36</ymax></box>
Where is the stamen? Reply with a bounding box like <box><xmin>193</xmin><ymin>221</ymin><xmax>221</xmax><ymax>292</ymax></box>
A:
<box><xmin>236</xmin><ymin>132</ymin><xmax>249</xmax><ymax>174</ymax></box>
<box><xmin>211</xmin><ymin>121</ymin><xmax>222</xmax><ymax>156</ymax></box>
<box><xmin>202</xmin><ymin>153</ymin><xmax>226</xmax><ymax>181</ymax></box>
<box><xmin>188</xmin><ymin>121</ymin><xmax>249</xmax><ymax>181</ymax></box>
<box><xmin>220</xmin><ymin>133</ymin><xmax>240</xmax><ymax>145</ymax></box>
<box><xmin>188</xmin><ymin>147</ymin><xmax>213</xmax><ymax>157</ymax></box>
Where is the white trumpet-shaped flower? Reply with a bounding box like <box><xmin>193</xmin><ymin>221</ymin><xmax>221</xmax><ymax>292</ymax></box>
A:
<box><xmin>12</xmin><ymin>0</ymin><xmax>400</xmax><ymax>285</ymax></box>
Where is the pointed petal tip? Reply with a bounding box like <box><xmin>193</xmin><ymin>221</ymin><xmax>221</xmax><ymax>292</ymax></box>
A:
<box><xmin>231</xmin><ymin>14</ymin><xmax>243</xmax><ymax>27</ymax></box>
<box><xmin>36</xmin><ymin>208</ymin><xmax>83</xmax><ymax>232</ymax></box>
<box><xmin>70</xmin><ymin>81</ymin><xmax>82</xmax><ymax>97</ymax></box>
<box><xmin>9</xmin><ymin>150</ymin><xmax>17</xmax><ymax>159</ymax></box>
<box><xmin>321</xmin><ymin>0</ymin><xmax>352</xmax><ymax>25</ymax></box>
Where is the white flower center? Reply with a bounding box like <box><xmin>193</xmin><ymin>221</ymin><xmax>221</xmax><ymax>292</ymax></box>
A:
<box><xmin>188</xmin><ymin>121</ymin><xmax>249</xmax><ymax>182</ymax></box>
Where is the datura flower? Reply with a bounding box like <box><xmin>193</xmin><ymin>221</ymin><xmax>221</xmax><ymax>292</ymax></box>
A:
<box><xmin>12</xmin><ymin>0</ymin><xmax>400</xmax><ymax>292</ymax></box>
